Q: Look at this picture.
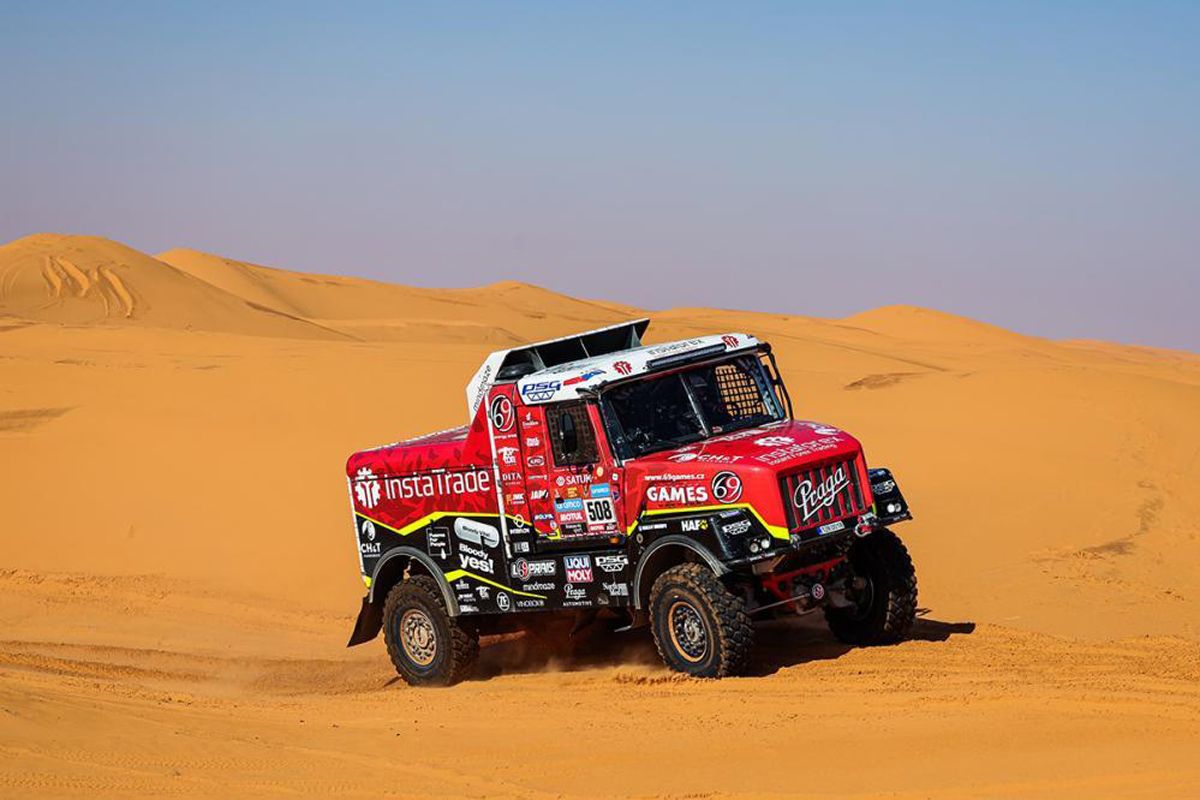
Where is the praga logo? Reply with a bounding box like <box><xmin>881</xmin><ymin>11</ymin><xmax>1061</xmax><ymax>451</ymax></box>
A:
<box><xmin>521</xmin><ymin>381</ymin><xmax>561</xmax><ymax>402</ymax></box>
<box><xmin>794</xmin><ymin>465</ymin><xmax>850</xmax><ymax>521</ymax></box>
<box><xmin>353</xmin><ymin>467</ymin><xmax>381</xmax><ymax>509</ymax></box>
<box><xmin>614</xmin><ymin>360</ymin><xmax>632</xmax><ymax>375</ymax></box>
<box><xmin>712</xmin><ymin>471</ymin><xmax>744</xmax><ymax>503</ymax></box>
<box><xmin>721</xmin><ymin>335</ymin><xmax>738</xmax><ymax>348</ymax></box>
<box><xmin>489</xmin><ymin>395</ymin><xmax>515</xmax><ymax>432</ymax></box>
<box><xmin>510</xmin><ymin>558</ymin><xmax>557</xmax><ymax>581</ymax></box>
<box><xmin>563</xmin><ymin>554</ymin><xmax>593</xmax><ymax>583</ymax></box>
<box><xmin>384</xmin><ymin>470</ymin><xmax>492</xmax><ymax>501</ymax></box>
<box><xmin>646</xmin><ymin>484</ymin><xmax>709</xmax><ymax>504</ymax></box>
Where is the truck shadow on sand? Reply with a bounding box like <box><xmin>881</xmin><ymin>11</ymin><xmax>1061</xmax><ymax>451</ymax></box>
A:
<box><xmin>470</xmin><ymin>612</ymin><xmax>975</xmax><ymax>681</ymax></box>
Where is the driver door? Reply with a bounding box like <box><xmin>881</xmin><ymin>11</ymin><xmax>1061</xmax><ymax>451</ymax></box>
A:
<box><xmin>525</xmin><ymin>401</ymin><xmax>623</xmax><ymax>541</ymax></box>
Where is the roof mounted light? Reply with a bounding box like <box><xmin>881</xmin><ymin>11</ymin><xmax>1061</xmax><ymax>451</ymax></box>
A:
<box><xmin>645</xmin><ymin>344</ymin><xmax>728</xmax><ymax>371</ymax></box>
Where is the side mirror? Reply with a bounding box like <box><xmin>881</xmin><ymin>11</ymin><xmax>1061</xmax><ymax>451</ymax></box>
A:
<box><xmin>559</xmin><ymin>411</ymin><xmax>578</xmax><ymax>456</ymax></box>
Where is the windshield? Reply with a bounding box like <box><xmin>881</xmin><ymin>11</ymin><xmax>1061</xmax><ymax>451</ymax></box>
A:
<box><xmin>602</xmin><ymin>354</ymin><xmax>784</xmax><ymax>459</ymax></box>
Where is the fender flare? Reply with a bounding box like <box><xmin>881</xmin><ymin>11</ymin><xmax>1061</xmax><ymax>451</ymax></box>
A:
<box><xmin>368</xmin><ymin>546</ymin><xmax>461</xmax><ymax>616</ymax></box>
<box><xmin>631</xmin><ymin>535</ymin><xmax>729</xmax><ymax>609</ymax></box>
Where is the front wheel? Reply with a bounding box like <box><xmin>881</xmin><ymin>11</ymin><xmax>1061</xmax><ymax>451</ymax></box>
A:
<box><xmin>649</xmin><ymin>564</ymin><xmax>754</xmax><ymax>677</ymax></box>
<box><xmin>382</xmin><ymin>575</ymin><xmax>479</xmax><ymax>686</ymax></box>
<box><xmin>825</xmin><ymin>528</ymin><xmax>917</xmax><ymax>645</ymax></box>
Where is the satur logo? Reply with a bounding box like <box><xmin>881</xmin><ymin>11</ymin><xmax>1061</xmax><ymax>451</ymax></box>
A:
<box><xmin>794</xmin><ymin>465</ymin><xmax>850</xmax><ymax>521</ymax></box>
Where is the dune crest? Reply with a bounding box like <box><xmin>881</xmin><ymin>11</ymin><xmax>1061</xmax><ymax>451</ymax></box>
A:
<box><xmin>2</xmin><ymin>232</ymin><xmax>1199</xmax><ymax>797</ymax></box>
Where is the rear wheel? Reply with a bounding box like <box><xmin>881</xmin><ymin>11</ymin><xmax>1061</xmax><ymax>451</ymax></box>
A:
<box><xmin>649</xmin><ymin>564</ymin><xmax>753</xmax><ymax>677</ymax></box>
<box><xmin>825</xmin><ymin>529</ymin><xmax>917</xmax><ymax>645</ymax></box>
<box><xmin>383</xmin><ymin>575</ymin><xmax>478</xmax><ymax>686</ymax></box>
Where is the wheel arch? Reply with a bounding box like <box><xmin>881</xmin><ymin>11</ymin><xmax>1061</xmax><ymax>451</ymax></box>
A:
<box><xmin>368</xmin><ymin>546</ymin><xmax>460</xmax><ymax>616</ymax></box>
<box><xmin>632</xmin><ymin>535</ymin><xmax>728</xmax><ymax>609</ymax></box>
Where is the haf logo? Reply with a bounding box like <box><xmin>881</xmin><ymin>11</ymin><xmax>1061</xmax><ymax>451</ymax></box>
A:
<box><xmin>613</xmin><ymin>360</ymin><xmax>633</xmax><ymax>376</ymax></box>
<box><xmin>354</xmin><ymin>467</ymin><xmax>381</xmax><ymax>509</ymax></box>
<box><xmin>712</xmin><ymin>471</ymin><xmax>744</xmax><ymax>504</ymax></box>
<box><xmin>721</xmin><ymin>335</ymin><xmax>739</xmax><ymax>348</ymax></box>
<box><xmin>489</xmin><ymin>395</ymin><xmax>515</xmax><ymax>432</ymax></box>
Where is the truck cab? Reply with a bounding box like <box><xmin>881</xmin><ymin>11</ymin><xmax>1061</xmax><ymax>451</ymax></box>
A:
<box><xmin>345</xmin><ymin>319</ymin><xmax>916</xmax><ymax>685</ymax></box>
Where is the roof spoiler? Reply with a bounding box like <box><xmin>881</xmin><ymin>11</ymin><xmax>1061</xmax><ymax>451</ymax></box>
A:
<box><xmin>466</xmin><ymin>319</ymin><xmax>650</xmax><ymax>416</ymax></box>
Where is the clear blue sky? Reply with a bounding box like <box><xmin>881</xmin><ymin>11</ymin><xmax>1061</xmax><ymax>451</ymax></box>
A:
<box><xmin>2</xmin><ymin>1</ymin><xmax>1197</xmax><ymax>349</ymax></box>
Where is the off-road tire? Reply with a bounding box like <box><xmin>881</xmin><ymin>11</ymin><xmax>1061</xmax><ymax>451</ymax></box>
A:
<box><xmin>649</xmin><ymin>563</ymin><xmax>753</xmax><ymax>678</ymax></box>
<box><xmin>825</xmin><ymin>528</ymin><xmax>917</xmax><ymax>645</ymax></box>
<box><xmin>382</xmin><ymin>575</ymin><xmax>478</xmax><ymax>687</ymax></box>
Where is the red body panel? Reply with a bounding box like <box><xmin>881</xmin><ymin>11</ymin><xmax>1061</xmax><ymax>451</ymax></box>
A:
<box><xmin>620</xmin><ymin>420</ymin><xmax>870</xmax><ymax>535</ymax></box>
<box><xmin>345</xmin><ymin>403</ymin><xmax>499</xmax><ymax>536</ymax></box>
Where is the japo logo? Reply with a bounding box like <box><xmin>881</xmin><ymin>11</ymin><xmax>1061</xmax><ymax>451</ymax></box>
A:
<box><xmin>354</xmin><ymin>467</ymin><xmax>381</xmax><ymax>509</ymax></box>
<box><xmin>613</xmin><ymin>360</ymin><xmax>633</xmax><ymax>376</ymax></box>
<box><xmin>489</xmin><ymin>395</ymin><xmax>515</xmax><ymax>432</ymax></box>
<box><xmin>711</xmin><ymin>471</ymin><xmax>743</xmax><ymax>503</ymax></box>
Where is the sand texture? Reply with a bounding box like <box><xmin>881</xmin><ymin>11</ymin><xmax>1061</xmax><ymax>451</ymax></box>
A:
<box><xmin>2</xmin><ymin>234</ymin><xmax>1198</xmax><ymax>797</ymax></box>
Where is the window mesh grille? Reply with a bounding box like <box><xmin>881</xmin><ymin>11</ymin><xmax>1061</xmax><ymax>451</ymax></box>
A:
<box><xmin>714</xmin><ymin>362</ymin><xmax>769</xmax><ymax>421</ymax></box>
<box><xmin>549</xmin><ymin>402</ymin><xmax>597</xmax><ymax>466</ymax></box>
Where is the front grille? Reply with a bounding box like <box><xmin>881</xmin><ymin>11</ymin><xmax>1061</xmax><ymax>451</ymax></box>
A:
<box><xmin>780</xmin><ymin>457</ymin><xmax>867</xmax><ymax>533</ymax></box>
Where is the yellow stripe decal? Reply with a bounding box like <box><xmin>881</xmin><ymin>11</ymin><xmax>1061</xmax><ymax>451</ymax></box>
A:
<box><xmin>356</xmin><ymin>510</ymin><xmax>528</xmax><ymax>538</ymax></box>
<box><xmin>629</xmin><ymin>503</ymin><xmax>790</xmax><ymax>539</ymax></box>
<box><xmin>443</xmin><ymin>569</ymin><xmax>547</xmax><ymax>599</ymax></box>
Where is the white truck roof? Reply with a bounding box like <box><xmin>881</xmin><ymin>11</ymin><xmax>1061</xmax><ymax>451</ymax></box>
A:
<box><xmin>465</xmin><ymin>319</ymin><xmax>761</xmax><ymax>414</ymax></box>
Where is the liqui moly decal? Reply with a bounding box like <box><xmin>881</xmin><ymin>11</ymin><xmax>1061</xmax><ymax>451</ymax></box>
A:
<box><xmin>794</xmin><ymin>466</ymin><xmax>851</xmax><ymax>521</ymax></box>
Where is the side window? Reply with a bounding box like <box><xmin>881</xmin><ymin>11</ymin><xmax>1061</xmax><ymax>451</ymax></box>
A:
<box><xmin>549</xmin><ymin>402</ymin><xmax>598</xmax><ymax>467</ymax></box>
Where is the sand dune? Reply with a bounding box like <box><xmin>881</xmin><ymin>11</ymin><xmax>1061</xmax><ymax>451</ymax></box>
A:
<box><xmin>2</xmin><ymin>233</ymin><xmax>1198</xmax><ymax>797</ymax></box>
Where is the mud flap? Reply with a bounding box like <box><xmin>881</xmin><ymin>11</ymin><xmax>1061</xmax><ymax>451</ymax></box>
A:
<box><xmin>346</xmin><ymin>596</ymin><xmax>383</xmax><ymax>647</ymax></box>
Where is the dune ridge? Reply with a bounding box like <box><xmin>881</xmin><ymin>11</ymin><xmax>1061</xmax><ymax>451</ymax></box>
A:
<box><xmin>2</xmin><ymin>233</ymin><xmax>1198</xmax><ymax>797</ymax></box>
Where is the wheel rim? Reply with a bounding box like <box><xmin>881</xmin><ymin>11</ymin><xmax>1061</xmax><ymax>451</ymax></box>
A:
<box><xmin>847</xmin><ymin>575</ymin><xmax>876</xmax><ymax>621</ymax></box>
<box><xmin>667</xmin><ymin>599</ymin><xmax>708</xmax><ymax>663</ymax></box>
<box><xmin>400</xmin><ymin>609</ymin><xmax>437</xmax><ymax>666</ymax></box>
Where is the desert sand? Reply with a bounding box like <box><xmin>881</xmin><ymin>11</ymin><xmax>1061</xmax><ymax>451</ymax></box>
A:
<box><xmin>1</xmin><ymin>233</ymin><xmax>1198</xmax><ymax>797</ymax></box>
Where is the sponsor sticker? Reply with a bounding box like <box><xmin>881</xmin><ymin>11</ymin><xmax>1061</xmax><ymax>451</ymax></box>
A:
<box><xmin>564</xmin><ymin>554</ymin><xmax>593</xmax><ymax>583</ymax></box>
<box><xmin>489</xmin><ymin>395</ymin><xmax>515</xmax><ymax>432</ymax></box>
<box><xmin>595</xmin><ymin>554</ymin><xmax>628</xmax><ymax>573</ymax></box>
<box><xmin>584</xmin><ymin>498</ymin><xmax>616</xmax><ymax>524</ymax></box>
<box><xmin>521</xmin><ymin>380</ymin><xmax>562</xmax><ymax>402</ymax></box>
<box><xmin>510</xmin><ymin>558</ymin><xmax>556</xmax><ymax>581</ymax></box>
<box><xmin>589</xmin><ymin>483</ymin><xmax>612</xmax><ymax>498</ymax></box>
<box><xmin>711</xmin><ymin>471</ymin><xmax>744</xmax><ymax>504</ymax></box>
<box><xmin>454</xmin><ymin>518</ymin><xmax>500</xmax><ymax>548</ymax></box>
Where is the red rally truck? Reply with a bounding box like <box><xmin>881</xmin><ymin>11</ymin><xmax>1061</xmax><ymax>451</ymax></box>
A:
<box><xmin>345</xmin><ymin>319</ymin><xmax>916</xmax><ymax>685</ymax></box>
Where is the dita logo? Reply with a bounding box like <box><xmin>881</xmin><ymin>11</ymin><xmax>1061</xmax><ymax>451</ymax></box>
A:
<box><xmin>794</xmin><ymin>466</ymin><xmax>850</xmax><ymax>521</ymax></box>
